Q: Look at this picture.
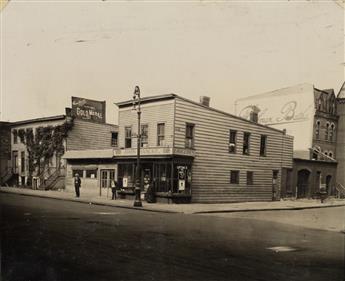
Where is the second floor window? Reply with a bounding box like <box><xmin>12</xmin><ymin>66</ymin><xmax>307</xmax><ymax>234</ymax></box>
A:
<box><xmin>229</xmin><ymin>130</ymin><xmax>237</xmax><ymax>153</ymax></box>
<box><xmin>243</xmin><ymin>132</ymin><xmax>250</xmax><ymax>155</ymax></box>
<box><xmin>329</xmin><ymin>123</ymin><xmax>335</xmax><ymax>142</ymax></box>
<box><xmin>325</xmin><ymin>123</ymin><xmax>329</xmax><ymax>140</ymax></box>
<box><xmin>315</xmin><ymin>120</ymin><xmax>320</xmax><ymax>140</ymax></box>
<box><xmin>157</xmin><ymin>123</ymin><xmax>165</xmax><ymax>146</ymax></box>
<box><xmin>185</xmin><ymin>123</ymin><xmax>195</xmax><ymax>149</ymax></box>
<box><xmin>125</xmin><ymin>127</ymin><xmax>132</xmax><ymax>148</ymax></box>
<box><xmin>141</xmin><ymin>125</ymin><xmax>148</xmax><ymax>147</ymax></box>
<box><xmin>13</xmin><ymin>130</ymin><xmax>18</xmax><ymax>144</ymax></box>
<box><xmin>111</xmin><ymin>132</ymin><xmax>118</xmax><ymax>147</ymax></box>
<box><xmin>260</xmin><ymin>135</ymin><xmax>267</xmax><ymax>156</ymax></box>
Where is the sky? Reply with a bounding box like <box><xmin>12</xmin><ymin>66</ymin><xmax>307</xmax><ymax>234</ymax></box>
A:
<box><xmin>0</xmin><ymin>0</ymin><xmax>344</xmax><ymax>124</ymax></box>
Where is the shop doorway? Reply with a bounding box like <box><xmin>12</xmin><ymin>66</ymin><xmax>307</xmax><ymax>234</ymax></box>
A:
<box><xmin>272</xmin><ymin>170</ymin><xmax>279</xmax><ymax>201</ymax></box>
<box><xmin>100</xmin><ymin>169</ymin><xmax>115</xmax><ymax>196</ymax></box>
<box><xmin>297</xmin><ymin>169</ymin><xmax>310</xmax><ymax>198</ymax></box>
<box><xmin>325</xmin><ymin>175</ymin><xmax>332</xmax><ymax>193</ymax></box>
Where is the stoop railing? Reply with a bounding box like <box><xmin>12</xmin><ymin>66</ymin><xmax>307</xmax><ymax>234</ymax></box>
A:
<box><xmin>335</xmin><ymin>182</ymin><xmax>345</xmax><ymax>199</ymax></box>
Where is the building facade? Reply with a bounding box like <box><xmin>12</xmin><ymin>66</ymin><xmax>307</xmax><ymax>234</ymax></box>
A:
<box><xmin>115</xmin><ymin>94</ymin><xmax>293</xmax><ymax>203</ymax></box>
<box><xmin>0</xmin><ymin>122</ymin><xmax>12</xmax><ymax>185</ymax></box>
<box><xmin>235</xmin><ymin>83</ymin><xmax>342</xmax><ymax>198</ymax></box>
<box><xmin>9</xmin><ymin>115</ymin><xmax>71</xmax><ymax>189</ymax></box>
<box><xmin>63</xmin><ymin>118</ymin><xmax>118</xmax><ymax>196</ymax></box>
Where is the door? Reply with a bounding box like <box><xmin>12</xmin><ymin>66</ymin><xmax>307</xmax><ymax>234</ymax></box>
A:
<box><xmin>272</xmin><ymin>170</ymin><xmax>279</xmax><ymax>201</ymax></box>
<box><xmin>297</xmin><ymin>169</ymin><xmax>310</xmax><ymax>198</ymax></box>
<box><xmin>325</xmin><ymin>175</ymin><xmax>332</xmax><ymax>194</ymax></box>
<box><xmin>100</xmin><ymin>169</ymin><xmax>115</xmax><ymax>196</ymax></box>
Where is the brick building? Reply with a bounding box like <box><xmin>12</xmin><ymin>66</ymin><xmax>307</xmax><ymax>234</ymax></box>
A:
<box><xmin>235</xmin><ymin>83</ymin><xmax>344</xmax><ymax>198</ymax></box>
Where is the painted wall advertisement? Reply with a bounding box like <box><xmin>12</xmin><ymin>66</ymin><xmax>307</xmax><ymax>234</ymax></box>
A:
<box><xmin>234</xmin><ymin>84</ymin><xmax>315</xmax><ymax>153</ymax></box>
<box><xmin>72</xmin><ymin>96</ymin><xmax>106</xmax><ymax>123</ymax></box>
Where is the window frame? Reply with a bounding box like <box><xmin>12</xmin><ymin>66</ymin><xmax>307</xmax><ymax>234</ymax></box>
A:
<box><xmin>230</xmin><ymin>170</ymin><xmax>240</xmax><ymax>184</ymax></box>
<box><xmin>141</xmin><ymin>124</ymin><xmax>149</xmax><ymax>147</ymax></box>
<box><xmin>157</xmin><ymin>123</ymin><xmax>165</xmax><ymax>146</ymax></box>
<box><xmin>315</xmin><ymin>120</ymin><xmax>320</xmax><ymax>140</ymax></box>
<box><xmin>185</xmin><ymin>123</ymin><xmax>195</xmax><ymax>149</ymax></box>
<box><xmin>242</xmin><ymin>132</ymin><xmax>250</xmax><ymax>155</ymax></box>
<box><xmin>124</xmin><ymin>126</ymin><xmax>132</xmax><ymax>148</ymax></box>
<box><xmin>13</xmin><ymin>130</ymin><xmax>18</xmax><ymax>144</ymax></box>
<box><xmin>111</xmin><ymin>132</ymin><xmax>118</xmax><ymax>147</ymax></box>
<box><xmin>260</xmin><ymin>135</ymin><xmax>267</xmax><ymax>157</ymax></box>
<box><xmin>246</xmin><ymin>171</ymin><xmax>254</xmax><ymax>185</ymax></box>
<box><xmin>229</xmin><ymin>130</ymin><xmax>237</xmax><ymax>154</ymax></box>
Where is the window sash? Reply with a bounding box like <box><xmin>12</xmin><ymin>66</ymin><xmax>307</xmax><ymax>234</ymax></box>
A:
<box><xmin>229</xmin><ymin>130</ymin><xmax>237</xmax><ymax>153</ymax></box>
<box><xmin>247</xmin><ymin>171</ymin><xmax>254</xmax><ymax>185</ymax></box>
<box><xmin>243</xmin><ymin>132</ymin><xmax>250</xmax><ymax>155</ymax></box>
<box><xmin>260</xmin><ymin>135</ymin><xmax>267</xmax><ymax>156</ymax></box>
<box><xmin>230</xmin><ymin>170</ymin><xmax>239</xmax><ymax>184</ymax></box>
<box><xmin>157</xmin><ymin>123</ymin><xmax>165</xmax><ymax>146</ymax></box>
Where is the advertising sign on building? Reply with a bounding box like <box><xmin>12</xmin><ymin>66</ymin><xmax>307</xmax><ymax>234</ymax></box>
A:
<box><xmin>235</xmin><ymin>83</ymin><xmax>315</xmax><ymax>155</ymax></box>
<box><xmin>72</xmin><ymin>97</ymin><xmax>106</xmax><ymax>123</ymax></box>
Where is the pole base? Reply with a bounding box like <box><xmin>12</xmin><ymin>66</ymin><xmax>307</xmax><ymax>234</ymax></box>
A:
<box><xmin>134</xmin><ymin>200</ymin><xmax>143</xmax><ymax>207</ymax></box>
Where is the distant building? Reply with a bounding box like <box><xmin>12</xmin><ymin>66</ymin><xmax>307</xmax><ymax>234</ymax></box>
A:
<box><xmin>336</xmin><ymin>82</ymin><xmax>345</xmax><ymax>195</ymax></box>
<box><xmin>0</xmin><ymin>122</ymin><xmax>12</xmax><ymax>185</ymax></box>
<box><xmin>63</xmin><ymin>118</ymin><xmax>118</xmax><ymax>196</ymax></box>
<box><xmin>5</xmin><ymin>96</ymin><xmax>119</xmax><ymax>194</ymax></box>
<box><xmin>115</xmin><ymin>94</ymin><xmax>293</xmax><ymax>203</ymax></box>
<box><xmin>235</xmin><ymin>83</ymin><xmax>343</xmax><ymax>198</ymax></box>
<box><xmin>9</xmin><ymin>114</ymin><xmax>71</xmax><ymax>189</ymax></box>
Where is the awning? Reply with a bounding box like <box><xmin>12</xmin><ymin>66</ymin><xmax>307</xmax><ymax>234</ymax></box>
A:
<box><xmin>62</xmin><ymin>149</ymin><xmax>114</xmax><ymax>159</ymax></box>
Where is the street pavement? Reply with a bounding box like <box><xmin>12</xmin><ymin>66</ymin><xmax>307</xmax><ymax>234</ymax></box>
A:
<box><xmin>202</xmin><ymin>206</ymin><xmax>345</xmax><ymax>233</ymax></box>
<box><xmin>1</xmin><ymin>193</ymin><xmax>344</xmax><ymax>281</ymax></box>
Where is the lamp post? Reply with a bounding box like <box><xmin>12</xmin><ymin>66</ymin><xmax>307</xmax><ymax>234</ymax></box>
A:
<box><xmin>133</xmin><ymin>86</ymin><xmax>143</xmax><ymax>207</ymax></box>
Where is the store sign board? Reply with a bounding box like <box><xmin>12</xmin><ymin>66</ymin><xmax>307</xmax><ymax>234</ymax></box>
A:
<box><xmin>72</xmin><ymin>96</ymin><xmax>106</xmax><ymax>123</ymax></box>
<box><xmin>114</xmin><ymin>147</ymin><xmax>195</xmax><ymax>157</ymax></box>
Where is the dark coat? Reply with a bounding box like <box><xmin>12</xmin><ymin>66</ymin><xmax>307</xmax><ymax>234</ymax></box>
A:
<box><xmin>74</xmin><ymin>177</ymin><xmax>81</xmax><ymax>188</ymax></box>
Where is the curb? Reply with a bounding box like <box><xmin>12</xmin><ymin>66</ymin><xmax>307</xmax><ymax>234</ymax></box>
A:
<box><xmin>0</xmin><ymin>189</ymin><xmax>180</xmax><ymax>214</ymax></box>
<box><xmin>192</xmin><ymin>204</ymin><xmax>345</xmax><ymax>214</ymax></box>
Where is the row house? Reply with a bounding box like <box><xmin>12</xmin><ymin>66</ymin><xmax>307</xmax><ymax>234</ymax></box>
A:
<box><xmin>115</xmin><ymin>94</ymin><xmax>293</xmax><ymax>203</ymax></box>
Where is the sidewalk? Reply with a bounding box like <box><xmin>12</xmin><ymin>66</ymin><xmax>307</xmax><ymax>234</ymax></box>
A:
<box><xmin>1</xmin><ymin>186</ymin><xmax>345</xmax><ymax>214</ymax></box>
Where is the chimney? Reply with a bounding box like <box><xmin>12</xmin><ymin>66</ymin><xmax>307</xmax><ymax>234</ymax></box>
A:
<box><xmin>200</xmin><ymin>96</ymin><xmax>210</xmax><ymax>107</ymax></box>
<box><xmin>249</xmin><ymin>106</ymin><xmax>260</xmax><ymax>123</ymax></box>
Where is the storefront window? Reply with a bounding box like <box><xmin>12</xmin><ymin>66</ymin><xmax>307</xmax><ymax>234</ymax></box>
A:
<box><xmin>86</xmin><ymin>169</ymin><xmax>97</xmax><ymax>179</ymax></box>
<box><xmin>72</xmin><ymin>169</ymin><xmax>84</xmax><ymax>178</ymax></box>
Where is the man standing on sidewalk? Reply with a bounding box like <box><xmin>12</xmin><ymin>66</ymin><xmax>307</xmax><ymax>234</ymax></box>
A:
<box><xmin>74</xmin><ymin>173</ymin><xmax>81</xmax><ymax>198</ymax></box>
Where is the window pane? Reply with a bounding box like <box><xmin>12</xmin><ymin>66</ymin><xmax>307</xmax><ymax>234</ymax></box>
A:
<box><xmin>125</xmin><ymin>127</ymin><xmax>132</xmax><ymax>148</ymax></box>
<box><xmin>230</xmin><ymin>170</ymin><xmax>239</xmax><ymax>184</ymax></box>
<box><xmin>157</xmin><ymin>123</ymin><xmax>165</xmax><ymax>146</ymax></box>
<box><xmin>247</xmin><ymin>171</ymin><xmax>253</xmax><ymax>185</ymax></box>
<box><xmin>111</xmin><ymin>132</ymin><xmax>118</xmax><ymax>147</ymax></box>
<box><xmin>72</xmin><ymin>170</ymin><xmax>84</xmax><ymax>178</ymax></box>
<box><xmin>141</xmin><ymin>125</ymin><xmax>148</xmax><ymax>147</ymax></box>
<box><xmin>243</xmin><ymin>132</ymin><xmax>250</xmax><ymax>155</ymax></box>
<box><xmin>185</xmin><ymin>124</ymin><xmax>195</xmax><ymax>148</ymax></box>
<box><xmin>229</xmin><ymin>130</ymin><xmax>236</xmax><ymax>153</ymax></box>
<box><xmin>260</xmin><ymin>135</ymin><xmax>267</xmax><ymax>156</ymax></box>
<box><xmin>86</xmin><ymin>169</ymin><xmax>98</xmax><ymax>178</ymax></box>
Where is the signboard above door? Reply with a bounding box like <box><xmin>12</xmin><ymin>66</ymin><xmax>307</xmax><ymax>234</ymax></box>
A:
<box><xmin>71</xmin><ymin>96</ymin><xmax>106</xmax><ymax>123</ymax></box>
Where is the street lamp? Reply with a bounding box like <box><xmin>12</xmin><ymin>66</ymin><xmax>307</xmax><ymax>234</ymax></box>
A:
<box><xmin>133</xmin><ymin>86</ymin><xmax>143</xmax><ymax>207</ymax></box>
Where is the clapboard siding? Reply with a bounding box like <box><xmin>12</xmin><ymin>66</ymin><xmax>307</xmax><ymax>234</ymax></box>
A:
<box><xmin>67</xmin><ymin>119</ymin><xmax>118</xmax><ymax>151</ymax></box>
<box><xmin>118</xmin><ymin>100</ymin><xmax>175</xmax><ymax>148</ymax></box>
<box><xmin>174</xmin><ymin>98</ymin><xmax>293</xmax><ymax>203</ymax></box>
